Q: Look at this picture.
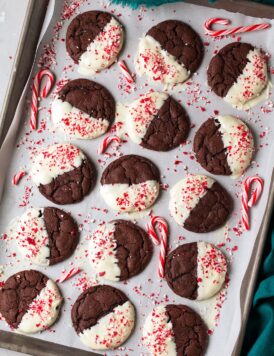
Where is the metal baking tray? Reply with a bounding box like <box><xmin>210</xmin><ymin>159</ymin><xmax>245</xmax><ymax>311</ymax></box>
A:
<box><xmin>0</xmin><ymin>0</ymin><xmax>49</xmax><ymax>147</ymax></box>
<box><xmin>0</xmin><ymin>1</ymin><xmax>273</xmax><ymax>355</ymax></box>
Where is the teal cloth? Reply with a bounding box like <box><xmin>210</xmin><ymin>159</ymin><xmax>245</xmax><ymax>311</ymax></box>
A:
<box><xmin>111</xmin><ymin>0</ymin><xmax>182</xmax><ymax>9</ymax></box>
<box><xmin>241</xmin><ymin>213</ymin><xmax>274</xmax><ymax>356</ymax></box>
<box><xmin>109</xmin><ymin>0</ymin><xmax>274</xmax><ymax>354</ymax></box>
<box><xmin>111</xmin><ymin>0</ymin><xmax>274</xmax><ymax>8</ymax></box>
<box><xmin>255</xmin><ymin>0</ymin><xmax>274</xmax><ymax>4</ymax></box>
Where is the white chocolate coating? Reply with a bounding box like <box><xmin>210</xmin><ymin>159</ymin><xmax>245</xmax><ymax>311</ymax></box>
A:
<box><xmin>127</xmin><ymin>92</ymin><xmax>168</xmax><ymax>144</ymax></box>
<box><xmin>100</xmin><ymin>180</ymin><xmax>160</xmax><ymax>213</ymax></box>
<box><xmin>79</xmin><ymin>301</ymin><xmax>135</xmax><ymax>350</ymax></box>
<box><xmin>143</xmin><ymin>305</ymin><xmax>177</xmax><ymax>356</ymax></box>
<box><xmin>31</xmin><ymin>143</ymin><xmax>85</xmax><ymax>186</ymax></box>
<box><xmin>224</xmin><ymin>48</ymin><xmax>269</xmax><ymax>110</ymax></box>
<box><xmin>89</xmin><ymin>222</ymin><xmax>120</xmax><ymax>281</ymax></box>
<box><xmin>17</xmin><ymin>279</ymin><xmax>62</xmax><ymax>334</ymax></box>
<box><xmin>169</xmin><ymin>175</ymin><xmax>214</xmax><ymax>226</ymax></box>
<box><xmin>78</xmin><ymin>17</ymin><xmax>124</xmax><ymax>75</ymax></box>
<box><xmin>135</xmin><ymin>35</ymin><xmax>190</xmax><ymax>87</ymax></box>
<box><xmin>52</xmin><ymin>98</ymin><xmax>109</xmax><ymax>139</ymax></box>
<box><xmin>114</xmin><ymin>102</ymin><xmax>130</xmax><ymax>139</ymax></box>
<box><xmin>217</xmin><ymin>115</ymin><xmax>254</xmax><ymax>178</ymax></box>
<box><xmin>196</xmin><ymin>242</ymin><xmax>227</xmax><ymax>301</ymax></box>
<box><xmin>14</xmin><ymin>208</ymin><xmax>50</xmax><ymax>266</ymax></box>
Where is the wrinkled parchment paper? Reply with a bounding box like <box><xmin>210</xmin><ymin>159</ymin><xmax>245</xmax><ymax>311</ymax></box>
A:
<box><xmin>0</xmin><ymin>0</ymin><xmax>274</xmax><ymax>355</ymax></box>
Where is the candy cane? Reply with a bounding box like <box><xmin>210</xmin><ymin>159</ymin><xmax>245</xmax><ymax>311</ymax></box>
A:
<box><xmin>12</xmin><ymin>170</ymin><xmax>26</xmax><ymax>185</ymax></box>
<box><xmin>98</xmin><ymin>135</ymin><xmax>121</xmax><ymax>154</ymax></box>
<box><xmin>30</xmin><ymin>69</ymin><xmax>54</xmax><ymax>130</ymax></box>
<box><xmin>147</xmin><ymin>216</ymin><xmax>168</xmax><ymax>278</ymax></box>
<box><xmin>118</xmin><ymin>60</ymin><xmax>134</xmax><ymax>84</ymax></box>
<box><xmin>241</xmin><ymin>176</ymin><xmax>264</xmax><ymax>230</ymax></box>
<box><xmin>204</xmin><ymin>17</ymin><xmax>270</xmax><ymax>38</ymax></box>
<box><xmin>56</xmin><ymin>267</ymin><xmax>81</xmax><ymax>283</ymax></box>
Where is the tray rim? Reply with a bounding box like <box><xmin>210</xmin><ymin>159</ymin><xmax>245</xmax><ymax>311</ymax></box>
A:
<box><xmin>0</xmin><ymin>1</ymin><xmax>274</xmax><ymax>355</ymax></box>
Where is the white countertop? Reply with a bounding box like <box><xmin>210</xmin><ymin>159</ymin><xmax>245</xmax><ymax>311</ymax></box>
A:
<box><xmin>0</xmin><ymin>350</ymin><xmax>28</xmax><ymax>356</ymax></box>
<box><xmin>0</xmin><ymin>0</ymin><xmax>29</xmax><ymax>115</ymax></box>
<box><xmin>0</xmin><ymin>3</ymin><xmax>31</xmax><ymax>355</ymax></box>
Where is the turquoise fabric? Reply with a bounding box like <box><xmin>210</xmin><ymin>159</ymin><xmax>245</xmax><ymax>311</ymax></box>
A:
<box><xmin>109</xmin><ymin>0</ymin><xmax>274</xmax><ymax>354</ymax></box>
<box><xmin>241</xmin><ymin>213</ymin><xmax>274</xmax><ymax>356</ymax></box>
<box><xmin>111</xmin><ymin>0</ymin><xmax>274</xmax><ymax>8</ymax></box>
<box><xmin>255</xmin><ymin>0</ymin><xmax>274</xmax><ymax>4</ymax></box>
<box><xmin>111</xmin><ymin>0</ymin><xmax>182</xmax><ymax>9</ymax></box>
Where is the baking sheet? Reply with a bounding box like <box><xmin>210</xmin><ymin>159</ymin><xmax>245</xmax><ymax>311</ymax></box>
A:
<box><xmin>0</xmin><ymin>0</ymin><xmax>274</xmax><ymax>355</ymax></box>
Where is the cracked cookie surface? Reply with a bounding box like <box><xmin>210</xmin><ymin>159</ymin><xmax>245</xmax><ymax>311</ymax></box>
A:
<box><xmin>14</xmin><ymin>208</ymin><xmax>79</xmax><ymax>266</ymax></box>
<box><xmin>39</xmin><ymin>158</ymin><xmax>95</xmax><ymax>205</ymax></box>
<box><xmin>141</xmin><ymin>96</ymin><xmax>190</xmax><ymax>151</ymax></box>
<box><xmin>0</xmin><ymin>270</ymin><xmax>48</xmax><ymax>328</ymax></box>
<box><xmin>66</xmin><ymin>11</ymin><xmax>112</xmax><ymax>63</ymax></box>
<box><xmin>66</xmin><ymin>11</ymin><xmax>124</xmax><ymax>76</ymax></box>
<box><xmin>184</xmin><ymin>182</ymin><xmax>232</xmax><ymax>233</ymax></box>
<box><xmin>100</xmin><ymin>155</ymin><xmax>160</xmax><ymax>212</ymax></box>
<box><xmin>58</xmin><ymin>79</ymin><xmax>115</xmax><ymax>122</ymax></box>
<box><xmin>166</xmin><ymin>304</ymin><xmax>208</xmax><ymax>356</ymax></box>
<box><xmin>207</xmin><ymin>42</ymin><xmax>254</xmax><ymax>97</ymax></box>
<box><xmin>165</xmin><ymin>242</ymin><xmax>227</xmax><ymax>301</ymax></box>
<box><xmin>0</xmin><ymin>270</ymin><xmax>48</xmax><ymax>329</ymax></box>
<box><xmin>90</xmin><ymin>220</ymin><xmax>153</xmax><ymax>281</ymax></box>
<box><xmin>114</xmin><ymin>220</ymin><xmax>152</xmax><ymax>280</ymax></box>
<box><xmin>147</xmin><ymin>20</ymin><xmax>203</xmax><ymax>73</ymax></box>
<box><xmin>0</xmin><ymin>270</ymin><xmax>62</xmax><ymax>334</ymax></box>
<box><xmin>31</xmin><ymin>143</ymin><xmax>96</xmax><ymax>205</ymax></box>
<box><xmin>71</xmin><ymin>285</ymin><xmax>128</xmax><ymax>333</ymax></box>
<box><xmin>169</xmin><ymin>175</ymin><xmax>232</xmax><ymax>233</ymax></box>
<box><xmin>71</xmin><ymin>285</ymin><xmax>135</xmax><ymax>349</ymax></box>
<box><xmin>101</xmin><ymin>154</ymin><xmax>160</xmax><ymax>185</ymax></box>
<box><xmin>194</xmin><ymin>116</ymin><xmax>254</xmax><ymax>177</ymax></box>
<box><xmin>143</xmin><ymin>304</ymin><xmax>208</xmax><ymax>356</ymax></box>
<box><xmin>165</xmin><ymin>243</ymin><xmax>198</xmax><ymax>300</ymax></box>
<box><xmin>44</xmin><ymin>207</ymin><xmax>79</xmax><ymax>265</ymax></box>
<box><xmin>193</xmin><ymin>118</ymin><xmax>231</xmax><ymax>175</ymax></box>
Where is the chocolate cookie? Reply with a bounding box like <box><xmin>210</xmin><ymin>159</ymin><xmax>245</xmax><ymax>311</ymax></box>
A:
<box><xmin>165</xmin><ymin>242</ymin><xmax>227</xmax><ymax>300</ymax></box>
<box><xmin>71</xmin><ymin>285</ymin><xmax>135</xmax><ymax>350</ymax></box>
<box><xmin>52</xmin><ymin>79</ymin><xmax>115</xmax><ymax>139</ymax></box>
<box><xmin>31</xmin><ymin>143</ymin><xmax>96</xmax><ymax>205</ymax></box>
<box><xmin>90</xmin><ymin>220</ymin><xmax>152</xmax><ymax>281</ymax></box>
<box><xmin>0</xmin><ymin>270</ymin><xmax>63</xmax><ymax>334</ymax></box>
<box><xmin>136</xmin><ymin>20</ymin><xmax>203</xmax><ymax>86</ymax></box>
<box><xmin>208</xmin><ymin>42</ymin><xmax>269</xmax><ymax>109</ymax></box>
<box><xmin>143</xmin><ymin>304</ymin><xmax>208</xmax><ymax>355</ymax></box>
<box><xmin>169</xmin><ymin>174</ymin><xmax>232</xmax><ymax>233</ymax></box>
<box><xmin>100</xmin><ymin>154</ymin><xmax>160</xmax><ymax>213</ymax></box>
<box><xmin>66</xmin><ymin>11</ymin><xmax>124</xmax><ymax>75</ymax></box>
<box><xmin>193</xmin><ymin>116</ymin><xmax>254</xmax><ymax>178</ymax></box>
<box><xmin>13</xmin><ymin>207</ymin><xmax>79</xmax><ymax>266</ymax></box>
<box><xmin>125</xmin><ymin>91</ymin><xmax>190</xmax><ymax>151</ymax></box>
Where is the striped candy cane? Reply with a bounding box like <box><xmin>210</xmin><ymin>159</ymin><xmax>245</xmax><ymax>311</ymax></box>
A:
<box><xmin>118</xmin><ymin>60</ymin><xmax>134</xmax><ymax>84</ymax></box>
<box><xmin>56</xmin><ymin>267</ymin><xmax>81</xmax><ymax>283</ymax></box>
<box><xmin>241</xmin><ymin>176</ymin><xmax>264</xmax><ymax>230</ymax></box>
<box><xmin>12</xmin><ymin>170</ymin><xmax>26</xmax><ymax>185</ymax></box>
<box><xmin>98</xmin><ymin>135</ymin><xmax>121</xmax><ymax>154</ymax></box>
<box><xmin>204</xmin><ymin>17</ymin><xmax>270</xmax><ymax>38</ymax></box>
<box><xmin>147</xmin><ymin>216</ymin><xmax>168</xmax><ymax>278</ymax></box>
<box><xmin>30</xmin><ymin>69</ymin><xmax>54</xmax><ymax>130</ymax></box>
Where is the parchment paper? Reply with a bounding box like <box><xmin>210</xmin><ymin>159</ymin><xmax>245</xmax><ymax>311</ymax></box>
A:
<box><xmin>0</xmin><ymin>0</ymin><xmax>274</xmax><ymax>355</ymax></box>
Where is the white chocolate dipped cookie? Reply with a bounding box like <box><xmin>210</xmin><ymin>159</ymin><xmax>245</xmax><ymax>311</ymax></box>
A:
<box><xmin>66</xmin><ymin>11</ymin><xmax>124</xmax><ymax>75</ymax></box>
